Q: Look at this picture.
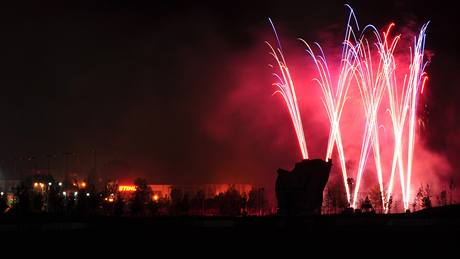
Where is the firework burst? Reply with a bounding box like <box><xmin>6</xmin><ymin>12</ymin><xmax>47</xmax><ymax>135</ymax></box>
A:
<box><xmin>267</xmin><ymin>5</ymin><xmax>429</xmax><ymax>211</ymax></box>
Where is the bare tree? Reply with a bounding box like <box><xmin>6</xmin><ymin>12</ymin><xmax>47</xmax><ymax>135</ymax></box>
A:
<box><xmin>415</xmin><ymin>184</ymin><xmax>432</xmax><ymax>210</ymax></box>
<box><xmin>449</xmin><ymin>178</ymin><xmax>456</xmax><ymax>205</ymax></box>
<box><xmin>324</xmin><ymin>179</ymin><xmax>348</xmax><ymax>213</ymax></box>
<box><xmin>438</xmin><ymin>190</ymin><xmax>447</xmax><ymax>207</ymax></box>
<box><xmin>385</xmin><ymin>195</ymin><xmax>393</xmax><ymax>213</ymax></box>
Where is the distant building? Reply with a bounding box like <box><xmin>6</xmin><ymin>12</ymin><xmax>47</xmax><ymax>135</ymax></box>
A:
<box><xmin>150</xmin><ymin>185</ymin><xmax>172</xmax><ymax>199</ymax></box>
<box><xmin>168</xmin><ymin>184</ymin><xmax>253</xmax><ymax>199</ymax></box>
<box><xmin>117</xmin><ymin>183</ymin><xmax>254</xmax><ymax>199</ymax></box>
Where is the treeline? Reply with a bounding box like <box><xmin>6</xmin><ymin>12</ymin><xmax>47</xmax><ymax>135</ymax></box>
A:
<box><xmin>0</xmin><ymin>176</ymin><xmax>270</xmax><ymax>217</ymax></box>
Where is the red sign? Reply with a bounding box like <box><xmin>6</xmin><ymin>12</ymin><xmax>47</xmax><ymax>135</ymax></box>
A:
<box><xmin>119</xmin><ymin>185</ymin><xmax>136</xmax><ymax>192</ymax></box>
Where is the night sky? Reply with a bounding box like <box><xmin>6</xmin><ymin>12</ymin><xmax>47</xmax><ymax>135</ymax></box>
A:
<box><xmin>0</xmin><ymin>0</ymin><xmax>458</xmax><ymax>187</ymax></box>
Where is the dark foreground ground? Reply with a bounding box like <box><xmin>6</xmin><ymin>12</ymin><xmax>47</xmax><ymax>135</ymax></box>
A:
<box><xmin>1</xmin><ymin>205</ymin><xmax>459</xmax><ymax>253</ymax></box>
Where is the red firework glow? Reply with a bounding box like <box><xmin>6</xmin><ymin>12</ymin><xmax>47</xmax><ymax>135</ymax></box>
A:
<box><xmin>267</xmin><ymin>5</ymin><xmax>431</xmax><ymax>211</ymax></box>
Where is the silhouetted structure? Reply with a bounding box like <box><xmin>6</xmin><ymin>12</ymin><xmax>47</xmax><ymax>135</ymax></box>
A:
<box><xmin>276</xmin><ymin>159</ymin><xmax>332</xmax><ymax>215</ymax></box>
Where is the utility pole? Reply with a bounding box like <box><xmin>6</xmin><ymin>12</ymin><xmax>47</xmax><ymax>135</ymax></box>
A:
<box><xmin>88</xmin><ymin>148</ymin><xmax>98</xmax><ymax>188</ymax></box>
<box><xmin>46</xmin><ymin>154</ymin><xmax>55</xmax><ymax>175</ymax></box>
<box><xmin>63</xmin><ymin>152</ymin><xmax>73</xmax><ymax>187</ymax></box>
<box><xmin>93</xmin><ymin>149</ymin><xmax>97</xmax><ymax>173</ymax></box>
<box><xmin>13</xmin><ymin>156</ymin><xmax>18</xmax><ymax>180</ymax></box>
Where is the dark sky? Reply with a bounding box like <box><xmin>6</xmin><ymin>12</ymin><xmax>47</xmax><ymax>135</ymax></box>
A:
<box><xmin>0</xmin><ymin>0</ymin><xmax>458</xmax><ymax>186</ymax></box>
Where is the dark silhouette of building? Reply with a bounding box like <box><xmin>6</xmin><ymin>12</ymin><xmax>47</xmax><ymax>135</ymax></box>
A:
<box><xmin>276</xmin><ymin>159</ymin><xmax>332</xmax><ymax>215</ymax></box>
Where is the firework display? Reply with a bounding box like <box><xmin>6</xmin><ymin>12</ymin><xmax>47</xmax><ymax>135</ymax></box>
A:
<box><xmin>268</xmin><ymin>5</ymin><xmax>429</xmax><ymax>211</ymax></box>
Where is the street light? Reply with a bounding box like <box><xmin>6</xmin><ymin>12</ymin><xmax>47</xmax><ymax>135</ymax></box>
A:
<box><xmin>48</xmin><ymin>182</ymin><xmax>52</xmax><ymax>186</ymax></box>
<box><xmin>62</xmin><ymin>191</ymin><xmax>67</xmax><ymax>196</ymax></box>
<box><xmin>0</xmin><ymin>192</ymin><xmax>4</xmax><ymax>196</ymax></box>
<box><xmin>58</xmin><ymin>182</ymin><xmax>62</xmax><ymax>186</ymax></box>
<box><xmin>86</xmin><ymin>193</ymin><xmax>90</xmax><ymax>197</ymax></box>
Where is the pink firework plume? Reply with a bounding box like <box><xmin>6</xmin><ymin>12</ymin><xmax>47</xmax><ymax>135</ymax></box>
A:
<box><xmin>382</xmin><ymin>22</ymin><xmax>429</xmax><ymax>211</ymax></box>
<box><xmin>267</xmin><ymin>5</ymin><xmax>429</xmax><ymax>211</ymax></box>
<box><xmin>266</xmin><ymin>18</ymin><xmax>309</xmax><ymax>160</ymax></box>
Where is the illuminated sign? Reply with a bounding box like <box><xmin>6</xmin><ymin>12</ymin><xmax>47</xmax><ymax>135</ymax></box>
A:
<box><xmin>118</xmin><ymin>185</ymin><xmax>137</xmax><ymax>192</ymax></box>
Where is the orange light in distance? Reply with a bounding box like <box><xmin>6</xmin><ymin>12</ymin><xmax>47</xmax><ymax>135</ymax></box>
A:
<box><xmin>153</xmin><ymin>194</ymin><xmax>159</xmax><ymax>202</ymax></box>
